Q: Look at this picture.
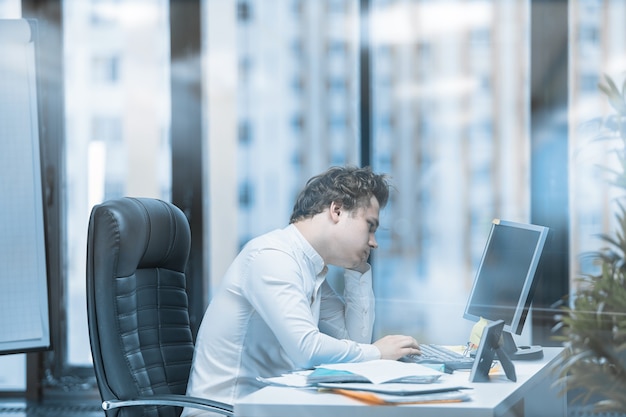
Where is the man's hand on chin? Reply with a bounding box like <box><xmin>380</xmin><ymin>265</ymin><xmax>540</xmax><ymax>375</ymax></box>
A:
<box><xmin>350</xmin><ymin>262</ymin><xmax>370</xmax><ymax>274</ymax></box>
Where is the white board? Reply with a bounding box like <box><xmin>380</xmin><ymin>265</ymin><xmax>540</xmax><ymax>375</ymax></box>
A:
<box><xmin>0</xmin><ymin>19</ymin><xmax>50</xmax><ymax>353</ymax></box>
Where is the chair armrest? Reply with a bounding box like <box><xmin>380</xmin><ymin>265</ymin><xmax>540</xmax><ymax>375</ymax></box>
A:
<box><xmin>102</xmin><ymin>394</ymin><xmax>233</xmax><ymax>416</ymax></box>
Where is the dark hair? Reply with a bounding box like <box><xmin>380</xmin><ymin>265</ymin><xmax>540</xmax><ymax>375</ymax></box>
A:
<box><xmin>289</xmin><ymin>166</ymin><xmax>390</xmax><ymax>223</ymax></box>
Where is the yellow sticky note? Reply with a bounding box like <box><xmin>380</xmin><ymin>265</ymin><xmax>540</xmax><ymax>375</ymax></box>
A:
<box><xmin>469</xmin><ymin>317</ymin><xmax>489</xmax><ymax>348</ymax></box>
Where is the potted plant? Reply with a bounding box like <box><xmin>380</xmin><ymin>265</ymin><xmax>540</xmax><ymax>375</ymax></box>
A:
<box><xmin>554</xmin><ymin>74</ymin><xmax>626</xmax><ymax>414</ymax></box>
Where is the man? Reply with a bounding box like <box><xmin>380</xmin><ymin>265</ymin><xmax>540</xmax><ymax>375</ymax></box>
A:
<box><xmin>183</xmin><ymin>166</ymin><xmax>420</xmax><ymax>414</ymax></box>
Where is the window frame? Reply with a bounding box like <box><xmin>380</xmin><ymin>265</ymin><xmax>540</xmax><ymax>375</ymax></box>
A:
<box><xmin>14</xmin><ymin>0</ymin><xmax>570</xmax><ymax>400</ymax></box>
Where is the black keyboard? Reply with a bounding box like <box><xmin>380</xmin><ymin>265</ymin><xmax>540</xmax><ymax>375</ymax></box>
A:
<box><xmin>401</xmin><ymin>344</ymin><xmax>475</xmax><ymax>371</ymax></box>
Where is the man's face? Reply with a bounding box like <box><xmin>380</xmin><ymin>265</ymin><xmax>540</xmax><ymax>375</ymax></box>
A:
<box><xmin>332</xmin><ymin>196</ymin><xmax>380</xmax><ymax>270</ymax></box>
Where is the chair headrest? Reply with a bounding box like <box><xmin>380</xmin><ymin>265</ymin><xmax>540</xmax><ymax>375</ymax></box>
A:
<box><xmin>91</xmin><ymin>197</ymin><xmax>191</xmax><ymax>276</ymax></box>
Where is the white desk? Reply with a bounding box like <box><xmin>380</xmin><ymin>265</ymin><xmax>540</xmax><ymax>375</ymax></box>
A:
<box><xmin>235</xmin><ymin>347</ymin><xmax>565</xmax><ymax>417</ymax></box>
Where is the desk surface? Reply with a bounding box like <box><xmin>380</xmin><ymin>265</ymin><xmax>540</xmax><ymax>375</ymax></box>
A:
<box><xmin>235</xmin><ymin>347</ymin><xmax>565</xmax><ymax>417</ymax></box>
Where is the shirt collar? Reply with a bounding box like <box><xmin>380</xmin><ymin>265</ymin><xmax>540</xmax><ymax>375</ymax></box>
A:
<box><xmin>286</xmin><ymin>223</ymin><xmax>327</xmax><ymax>277</ymax></box>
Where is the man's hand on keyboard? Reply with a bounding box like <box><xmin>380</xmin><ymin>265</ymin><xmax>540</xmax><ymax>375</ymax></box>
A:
<box><xmin>373</xmin><ymin>335</ymin><xmax>421</xmax><ymax>360</ymax></box>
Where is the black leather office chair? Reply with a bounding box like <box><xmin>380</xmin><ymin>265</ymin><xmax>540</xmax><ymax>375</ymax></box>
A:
<box><xmin>86</xmin><ymin>197</ymin><xmax>233</xmax><ymax>417</ymax></box>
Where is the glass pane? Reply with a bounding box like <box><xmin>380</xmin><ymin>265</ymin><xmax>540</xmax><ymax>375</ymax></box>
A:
<box><xmin>0</xmin><ymin>354</ymin><xmax>25</xmax><ymax>391</ymax></box>
<box><xmin>236</xmin><ymin>0</ymin><xmax>360</xmax><ymax>243</ymax></box>
<box><xmin>0</xmin><ymin>0</ymin><xmax>19</xmax><ymax>17</ymax></box>
<box><xmin>570</xmin><ymin>1</ymin><xmax>626</xmax><ymax>293</ymax></box>
<box><xmin>370</xmin><ymin>0</ymin><xmax>532</xmax><ymax>344</ymax></box>
<box><xmin>205</xmin><ymin>0</ymin><xmax>360</xmax><ymax>285</ymax></box>
<box><xmin>63</xmin><ymin>0</ymin><xmax>171</xmax><ymax>366</ymax></box>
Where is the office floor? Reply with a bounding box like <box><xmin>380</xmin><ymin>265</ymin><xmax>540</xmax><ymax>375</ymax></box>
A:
<box><xmin>1</xmin><ymin>394</ymin><xmax>625</xmax><ymax>417</ymax></box>
<box><xmin>0</xmin><ymin>401</ymin><xmax>103</xmax><ymax>417</ymax></box>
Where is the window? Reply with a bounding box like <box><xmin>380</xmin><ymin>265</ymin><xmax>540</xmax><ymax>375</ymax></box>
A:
<box><xmin>367</xmin><ymin>0</ymin><xmax>532</xmax><ymax>343</ymax></box>
<box><xmin>570</xmin><ymin>0</ymin><xmax>626</xmax><ymax>290</ymax></box>
<box><xmin>3</xmin><ymin>0</ymin><xmax>624</xmax><ymax>401</ymax></box>
<box><xmin>91</xmin><ymin>54</ymin><xmax>120</xmax><ymax>83</ymax></box>
<box><xmin>63</xmin><ymin>0</ymin><xmax>171</xmax><ymax>368</ymax></box>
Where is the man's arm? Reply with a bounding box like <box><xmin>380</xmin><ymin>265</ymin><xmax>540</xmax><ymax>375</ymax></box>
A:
<box><xmin>318</xmin><ymin>267</ymin><xmax>422</xmax><ymax>360</ymax></box>
<box><xmin>318</xmin><ymin>267</ymin><xmax>374</xmax><ymax>343</ymax></box>
<box><xmin>243</xmin><ymin>249</ymin><xmax>379</xmax><ymax>369</ymax></box>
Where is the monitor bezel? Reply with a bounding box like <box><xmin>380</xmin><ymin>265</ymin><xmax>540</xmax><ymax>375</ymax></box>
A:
<box><xmin>462</xmin><ymin>219</ymin><xmax>549</xmax><ymax>336</ymax></box>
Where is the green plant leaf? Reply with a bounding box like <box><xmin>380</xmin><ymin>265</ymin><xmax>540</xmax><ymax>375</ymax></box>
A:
<box><xmin>555</xmin><ymin>73</ymin><xmax>626</xmax><ymax>412</ymax></box>
<box><xmin>600</xmin><ymin>74</ymin><xmax>626</xmax><ymax>115</ymax></box>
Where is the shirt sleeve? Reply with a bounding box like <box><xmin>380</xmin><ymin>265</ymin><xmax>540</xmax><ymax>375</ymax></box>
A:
<box><xmin>242</xmin><ymin>249</ymin><xmax>379</xmax><ymax>369</ymax></box>
<box><xmin>318</xmin><ymin>266</ymin><xmax>375</xmax><ymax>344</ymax></box>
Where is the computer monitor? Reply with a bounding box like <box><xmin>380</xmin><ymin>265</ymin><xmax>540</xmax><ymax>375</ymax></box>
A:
<box><xmin>463</xmin><ymin>219</ymin><xmax>549</xmax><ymax>360</ymax></box>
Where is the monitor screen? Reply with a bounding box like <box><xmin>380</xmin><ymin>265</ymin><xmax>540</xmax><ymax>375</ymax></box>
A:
<box><xmin>463</xmin><ymin>219</ymin><xmax>549</xmax><ymax>336</ymax></box>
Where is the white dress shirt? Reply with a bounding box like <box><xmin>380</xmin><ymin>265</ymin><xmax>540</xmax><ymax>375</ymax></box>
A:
<box><xmin>183</xmin><ymin>224</ymin><xmax>380</xmax><ymax>415</ymax></box>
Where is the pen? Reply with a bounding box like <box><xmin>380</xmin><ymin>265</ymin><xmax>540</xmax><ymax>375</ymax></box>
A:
<box><xmin>325</xmin><ymin>388</ymin><xmax>467</xmax><ymax>405</ymax></box>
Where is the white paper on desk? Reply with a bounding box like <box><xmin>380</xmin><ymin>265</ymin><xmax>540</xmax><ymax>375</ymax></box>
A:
<box><xmin>256</xmin><ymin>370</ymin><xmax>314</xmax><ymax>388</ymax></box>
<box><xmin>318</xmin><ymin>382</ymin><xmax>469</xmax><ymax>396</ymax></box>
<box><xmin>315</xmin><ymin>359</ymin><xmax>442</xmax><ymax>384</ymax></box>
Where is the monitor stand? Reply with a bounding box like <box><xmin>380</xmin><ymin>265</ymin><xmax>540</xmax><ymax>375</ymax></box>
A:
<box><xmin>501</xmin><ymin>331</ymin><xmax>543</xmax><ymax>360</ymax></box>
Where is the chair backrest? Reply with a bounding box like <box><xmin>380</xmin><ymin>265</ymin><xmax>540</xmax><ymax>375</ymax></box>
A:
<box><xmin>87</xmin><ymin>197</ymin><xmax>194</xmax><ymax>417</ymax></box>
